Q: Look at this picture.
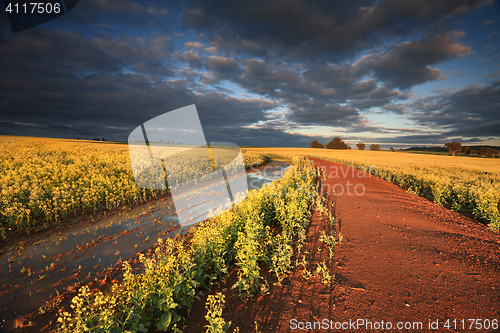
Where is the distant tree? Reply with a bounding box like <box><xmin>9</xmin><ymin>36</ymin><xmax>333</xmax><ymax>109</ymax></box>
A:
<box><xmin>318</xmin><ymin>143</ymin><xmax>324</xmax><ymax>149</ymax></box>
<box><xmin>390</xmin><ymin>147</ymin><xmax>396</xmax><ymax>152</ymax></box>
<box><xmin>370</xmin><ymin>144</ymin><xmax>381</xmax><ymax>151</ymax></box>
<box><xmin>94</xmin><ymin>138</ymin><xmax>99</xmax><ymax>141</ymax></box>
<box><xmin>326</xmin><ymin>137</ymin><xmax>349</xmax><ymax>149</ymax></box>
<box><xmin>444</xmin><ymin>142</ymin><xmax>462</xmax><ymax>156</ymax></box>
<box><xmin>310</xmin><ymin>140</ymin><xmax>320</xmax><ymax>148</ymax></box>
<box><xmin>486</xmin><ymin>147</ymin><xmax>496</xmax><ymax>158</ymax></box>
<box><xmin>492</xmin><ymin>149</ymin><xmax>500</xmax><ymax>158</ymax></box>
<box><xmin>477</xmin><ymin>147</ymin><xmax>489</xmax><ymax>158</ymax></box>
<box><xmin>347</xmin><ymin>145</ymin><xmax>352</xmax><ymax>149</ymax></box>
<box><xmin>462</xmin><ymin>146</ymin><xmax>471</xmax><ymax>155</ymax></box>
<box><xmin>399</xmin><ymin>148</ymin><xmax>403</xmax><ymax>151</ymax></box>
<box><xmin>102</xmin><ymin>138</ymin><xmax>106</xmax><ymax>141</ymax></box>
<box><xmin>356</xmin><ymin>143</ymin><xmax>365</xmax><ymax>150</ymax></box>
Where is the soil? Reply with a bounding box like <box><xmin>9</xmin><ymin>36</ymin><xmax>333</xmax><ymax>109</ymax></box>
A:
<box><xmin>181</xmin><ymin>158</ymin><xmax>500</xmax><ymax>332</ymax></box>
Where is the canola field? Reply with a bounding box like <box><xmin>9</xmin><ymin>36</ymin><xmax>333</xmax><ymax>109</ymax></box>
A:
<box><xmin>57</xmin><ymin>157</ymin><xmax>326</xmax><ymax>332</ymax></box>
<box><xmin>0</xmin><ymin>136</ymin><xmax>267</xmax><ymax>239</ymax></box>
<box><xmin>244</xmin><ymin>148</ymin><xmax>500</xmax><ymax>231</ymax></box>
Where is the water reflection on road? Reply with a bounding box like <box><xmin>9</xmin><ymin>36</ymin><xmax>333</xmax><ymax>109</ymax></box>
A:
<box><xmin>0</xmin><ymin>161</ymin><xmax>289</xmax><ymax>331</ymax></box>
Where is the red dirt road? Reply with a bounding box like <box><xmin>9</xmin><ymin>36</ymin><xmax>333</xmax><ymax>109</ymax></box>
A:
<box><xmin>183</xmin><ymin>159</ymin><xmax>500</xmax><ymax>332</ymax></box>
<box><xmin>312</xmin><ymin>158</ymin><xmax>500</xmax><ymax>331</ymax></box>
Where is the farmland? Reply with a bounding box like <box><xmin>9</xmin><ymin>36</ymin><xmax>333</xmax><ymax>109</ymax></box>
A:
<box><xmin>0</xmin><ymin>136</ymin><xmax>268</xmax><ymax>240</ymax></box>
<box><xmin>244</xmin><ymin>148</ymin><xmax>500</xmax><ymax>231</ymax></box>
<box><xmin>1</xmin><ymin>138</ymin><xmax>499</xmax><ymax>332</ymax></box>
<box><xmin>55</xmin><ymin>157</ymin><xmax>324</xmax><ymax>332</ymax></box>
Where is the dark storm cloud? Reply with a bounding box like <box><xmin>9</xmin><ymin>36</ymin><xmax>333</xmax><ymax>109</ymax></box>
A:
<box><xmin>92</xmin><ymin>33</ymin><xmax>174</xmax><ymax>61</ymax></box>
<box><xmin>356</xmin><ymin>31</ymin><xmax>472</xmax><ymax>89</ymax></box>
<box><xmin>200</xmin><ymin>124</ymin><xmax>324</xmax><ymax>147</ymax></box>
<box><xmin>91</xmin><ymin>0</ymin><xmax>169</xmax><ymax>17</ymax></box>
<box><xmin>0</xmin><ymin>70</ymin><xmax>276</xmax><ymax>141</ymax></box>
<box><xmin>404</xmin><ymin>78</ymin><xmax>500</xmax><ymax>137</ymax></box>
<box><xmin>131</xmin><ymin>63</ymin><xmax>175</xmax><ymax>76</ymax></box>
<box><xmin>445</xmin><ymin>120</ymin><xmax>500</xmax><ymax>138</ymax></box>
<box><xmin>483</xmin><ymin>70</ymin><xmax>500</xmax><ymax>77</ymax></box>
<box><xmin>181</xmin><ymin>50</ymin><xmax>203</xmax><ymax>64</ymax></box>
<box><xmin>238</xmin><ymin>60</ymin><xmax>299</xmax><ymax>95</ymax></box>
<box><xmin>60</xmin><ymin>0</ymin><xmax>170</xmax><ymax>28</ymax></box>
<box><xmin>0</xmin><ymin>27</ymin><xmax>178</xmax><ymax>83</ymax></box>
<box><xmin>182</xmin><ymin>0</ymin><xmax>490</xmax><ymax>60</ymax></box>
<box><xmin>209</xmin><ymin>36</ymin><xmax>267</xmax><ymax>57</ymax></box>
<box><xmin>383</xmin><ymin>104</ymin><xmax>407</xmax><ymax>114</ymax></box>
<box><xmin>302</xmin><ymin>64</ymin><xmax>366</xmax><ymax>88</ymax></box>
<box><xmin>286</xmin><ymin>104</ymin><xmax>362</xmax><ymax>127</ymax></box>
<box><xmin>231</xmin><ymin>58</ymin><xmax>415</xmax><ymax>128</ymax></box>
<box><xmin>237</xmin><ymin>60</ymin><xmax>339</xmax><ymax>100</ymax></box>
<box><xmin>0</xmin><ymin>25</ymin><xmax>276</xmax><ymax>141</ymax></box>
<box><xmin>205</xmin><ymin>55</ymin><xmax>242</xmax><ymax>81</ymax></box>
<box><xmin>349</xmin><ymin>85</ymin><xmax>411</xmax><ymax>110</ymax></box>
<box><xmin>1</xmin><ymin>0</ymin><xmax>498</xmax><ymax>147</ymax></box>
<box><xmin>0</xmin><ymin>28</ymin><xmax>121</xmax><ymax>77</ymax></box>
<box><xmin>184</xmin><ymin>41</ymin><xmax>217</xmax><ymax>54</ymax></box>
<box><xmin>206</xmin><ymin>56</ymin><xmax>240</xmax><ymax>73</ymax></box>
<box><xmin>196</xmin><ymin>93</ymin><xmax>277</xmax><ymax>141</ymax></box>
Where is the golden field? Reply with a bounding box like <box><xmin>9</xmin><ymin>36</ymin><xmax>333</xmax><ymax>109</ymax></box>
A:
<box><xmin>0</xmin><ymin>136</ymin><xmax>267</xmax><ymax>239</ymax></box>
<box><xmin>1</xmin><ymin>135</ymin><xmax>498</xmax><ymax>240</ymax></box>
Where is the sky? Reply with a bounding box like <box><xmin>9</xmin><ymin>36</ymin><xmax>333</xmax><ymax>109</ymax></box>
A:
<box><xmin>0</xmin><ymin>0</ymin><xmax>499</xmax><ymax>148</ymax></box>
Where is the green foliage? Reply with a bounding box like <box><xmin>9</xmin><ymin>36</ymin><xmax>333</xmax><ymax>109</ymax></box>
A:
<box><xmin>302</xmin><ymin>268</ymin><xmax>312</xmax><ymax>280</ymax></box>
<box><xmin>315</xmin><ymin>262</ymin><xmax>333</xmax><ymax>285</ymax></box>
<box><xmin>232</xmin><ymin>228</ymin><xmax>264</xmax><ymax>297</ymax></box>
<box><xmin>444</xmin><ymin>142</ymin><xmax>462</xmax><ymax>156</ymax></box>
<box><xmin>319</xmin><ymin>231</ymin><xmax>340</xmax><ymax>260</ymax></box>
<box><xmin>326</xmin><ymin>137</ymin><xmax>349</xmax><ymax>149</ymax></box>
<box><xmin>205</xmin><ymin>293</ymin><xmax>237</xmax><ymax>333</ymax></box>
<box><xmin>58</xmin><ymin>238</ymin><xmax>192</xmax><ymax>332</ymax></box>
<box><xmin>232</xmin><ymin>157</ymin><xmax>318</xmax><ymax>294</ymax></box>
<box><xmin>58</xmin><ymin>157</ymin><xmax>321</xmax><ymax>332</ymax></box>
<box><xmin>268</xmin><ymin>233</ymin><xmax>293</xmax><ymax>284</ymax></box>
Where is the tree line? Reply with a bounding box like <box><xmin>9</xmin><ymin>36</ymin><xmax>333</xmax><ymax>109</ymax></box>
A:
<box><xmin>310</xmin><ymin>138</ymin><xmax>382</xmax><ymax>151</ymax></box>
<box><xmin>444</xmin><ymin>142</ymin><xmax>500</xmax><ymax>158</ymax></box>
<box><xmin>310</xmin><ymin>139</ymin><xmax>499</xmax><ymax>157</ymax></box>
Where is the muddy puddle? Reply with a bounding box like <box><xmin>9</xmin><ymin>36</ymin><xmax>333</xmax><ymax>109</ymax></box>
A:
<box><xmin>0</xmin><ymin>161</ymin><xmax>289</xmax><ymax>331</ymax></box>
